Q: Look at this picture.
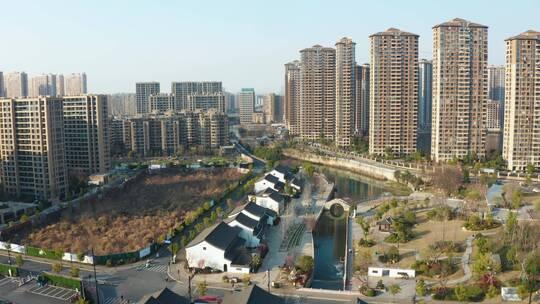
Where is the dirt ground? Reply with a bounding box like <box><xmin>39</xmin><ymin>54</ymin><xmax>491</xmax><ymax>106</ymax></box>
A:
<box><xmin>19</xmin><ymin>167</ymin><xmax>244</xmax><ymax>255</ymax></box>
<box><xmin>372</xmin><ymin>211</ymin><xmax>474</xmax><ymax>269</ymax></box>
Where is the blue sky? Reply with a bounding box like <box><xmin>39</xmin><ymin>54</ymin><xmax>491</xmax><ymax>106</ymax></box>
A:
<box><xmin>1</xmin><ymin>0</ymin><xmax>538</xmax><ymax>94</ymax></box>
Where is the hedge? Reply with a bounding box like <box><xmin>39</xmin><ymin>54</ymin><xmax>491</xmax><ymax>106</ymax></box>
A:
<box><xmin>26</xmin><ymin>246</ymin><xmax>62</xmax><ymax>260</ymax></box>
<box><xmin>0</xmin><ymin>263</ymin><xmax>19</xmax><ymax>276</ymax></box>
<box><xmin>41</xmin><ymin>272</ymin><xmax>82</xmax><ymax>291</ymax></box>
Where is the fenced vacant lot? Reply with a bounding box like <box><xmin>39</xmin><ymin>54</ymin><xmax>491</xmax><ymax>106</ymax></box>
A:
<box><xmin>18</xmin><ymin>167</ymin><xmax>243</xmax><ymax>255</ymax></box>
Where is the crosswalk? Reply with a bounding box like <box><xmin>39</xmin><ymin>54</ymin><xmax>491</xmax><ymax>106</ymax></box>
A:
<box><xmin>103</xmin><ymin>297</ymin><xmax>129</xmax><ymax>304</ymax></box>
<box><xmin>137</xmin><ymin>263</ymin><xmax>168</xmax><ymax>273</ymax></box>
<box><xmin>0</xmin><ymin>277</ymin><xmax>17</xmax><ymax>287</ymax></box>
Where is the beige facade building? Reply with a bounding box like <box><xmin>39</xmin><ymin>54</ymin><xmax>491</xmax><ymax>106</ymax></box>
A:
<box><xmin>503</xmin><ymin>30</ymin><xmax>540</xmax><ymax>171</ymax></box>
<box><xmin>369</xmin><ymin>28</ymin><xmax>418</xmax><ymax>156</ymax></box>
<box><xmin>4</xmin><ymin>72</ymin><xmax>28</xmax><ymax>98</ymax></box>
<box><xmin>284</xmin><ymin>61</ymin><xmax>301</xmax><ymax>134</ymax></box>
<box><xmin>186</xmin><ymin>93</ymin><xmax>225</xmax><ymax>113</ymax></box>
<box><xmin>64</xmin><ymin>73</ymin><xmax>87</xmax><ymax>96</ymax></box>
<box><xmin>263</xmin><ymin>93</ymin><xmax>283</xmax><ymax>123</ymax></box>
<box><xmin>335</xmin><ymin>37</ymin><xmax>356</xmax><ymax>147</ymax></box>
<box><xmin>299</xmin><ymin>45</ymin><xmax>336</xmax><ymax>141</ymax></box>
<box><xmin>486</xmin><ymin>100</ymin><xmax>501</xmax><ymax>130</ymax></box>
<box><xmin>431</xmin><ymin>18</ymin><xmax>488</xmax><ymax>162</ymax></box>
<box><xmin>0</xmin><ymin>97</ymin><xmax>67</xmax><ymax>200</ymax></box>
<box><xmin>122</xmin><ymin>111</ymin><xmax>228</xmax><ymax>157</ymax></box>
<box><xmin>63</xmin><ymin>95</ymin><xmax>110</xmax><ymax>174</ymax></box>
<box><xmin>149</xmin><ymin>93</ymin><xmax>176</xmax><ymax>113</ymax></box>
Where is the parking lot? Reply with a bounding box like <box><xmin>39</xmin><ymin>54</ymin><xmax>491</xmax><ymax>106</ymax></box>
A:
<box><xmin>28</xmin><ymin>284</ymin><xmax>79</xmax><ymax>302</ymax></box>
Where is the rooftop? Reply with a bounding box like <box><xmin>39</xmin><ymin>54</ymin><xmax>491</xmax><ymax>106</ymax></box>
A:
<box><xmin>138</xmin><ymin>287</ymin><xmax>189</xmax><ymax>304</ymax></box>
<box><xmin>370</xmin><ymin>27</ymin><xmax>418</xmax><ymax>37</ymax></box>
<box><xmin>506</xmin><ymin>30</ymin><xmax>540</xmax><ymax>41</ymax></box>
<box><xmin>433</xmin><ymin>18</ymin><xmax>488</xmax><ymax>29</ymax></box>
<box><xmin>221</xmin><ymin>284</ymin><xmax>284</xmax><ymax>304</ymax></box>
<box><xmin>187</xmin><ymin>221</ymin><xmax>241</xmax><ymax>251</ymax></box>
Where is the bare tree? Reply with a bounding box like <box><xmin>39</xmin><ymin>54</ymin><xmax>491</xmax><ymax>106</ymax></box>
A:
<box><xmin>430</xmin><ymin>165</ymin><xmax>463</xmax><ymax>196</ymax></box>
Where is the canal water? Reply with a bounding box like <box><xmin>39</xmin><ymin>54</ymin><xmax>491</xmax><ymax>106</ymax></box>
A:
<box><xmin>311</xmin><ymin>167</ymin><xmax>388</xmax><ymax>290</ymax></box>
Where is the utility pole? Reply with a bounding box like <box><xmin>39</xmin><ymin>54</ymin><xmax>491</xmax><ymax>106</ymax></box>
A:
<box><xmin>188</xmin><ymin>270</ymin><xmax>194</xmax><ymax>303</ymax></box>
<box><xmin>91</xmin><ymin>248</ymin><xmax>100</xmax><ymax>304</ymax></box>
<box><xmin>267</xmin><ymin>269</ymin><xmax>271</xmax><ymax>292</ymax></box>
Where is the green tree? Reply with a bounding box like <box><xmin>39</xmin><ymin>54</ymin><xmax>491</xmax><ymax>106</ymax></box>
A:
<box><xmin>169</xmin><ymin>242</ymin><xmax>180</xmax><ymax>258</ymax></box>
<box><xmin>296</xmin><ymin>255</ymin><xmax>314</xmax><ymax>273</ymax></box>
<box><xmin>416</xmin><ymin>279</ymin><xmax>427</xmax><ymax>296</ymax></box>
<box><xmin>181</xmin><ymin>235</ymin><xmax>188</xmax><ymax>247</ymax></box>
<box><xmin>15</xmin><ymin>255</ymin><xmax>24</xmax><ymax>267</ymax></box>
<box><xmin>526</xmin><ymin>163</ymin><xmax>535</xmax><ymax>176</ymax></box>
<box><xmin>197</xmin><ymin>280</ymin><xmax>208</xmax><ymax>296</ymax></box>
<box><xmin>522</xmin><ymin>252</ymin><xmax>539</xmax><ymax>304</ymax></box>
<box><xmin>356</xmin><ymin>217</ymin><xmax>370</xmax><ymax>239</ymax></box>
<box><xmin>216</xmin><ymin>206</ymin><xmax>223</xmax><ymax>216</ymax></box>
<box><xmin>52</xmin><ymin>263</ymin><xmax>63</xmax><ymax>273</ymax></box>
<box><xmin>303</xmin><ymin>162</ymin><xmax>314</xmax><ymax>178</ymax></box>
<box><xmin>388</xmin><ymin>284</ymin><xmax>401</xmax><ymax>301</ymax></box>
<box><xmin>70</xmin><ymin>267</ymin><xmax>80</xmax><ymax>277</ymax></box>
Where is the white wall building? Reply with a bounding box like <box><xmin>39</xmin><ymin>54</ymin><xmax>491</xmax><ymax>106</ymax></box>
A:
<box><xmin>251</xmin><ymin>188</ymin><xmax>285</xmax><ymax>214</ymax></box>
<box><xmin>185</xmin><ymin>222</ymin><xmax>250</xmax><ymax>273</ymax></box>
<box><xmin>254</xmin><ymin>174</ymin><xmax>284</xmax><ymax>193</ymax></box>
<box><xmin>225</xmin><ymin>212</ymin><xmax>263</xmax><ymax>248</ymax></box>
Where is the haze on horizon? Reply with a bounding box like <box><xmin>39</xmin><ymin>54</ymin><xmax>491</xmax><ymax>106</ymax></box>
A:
<box><xmin>0</xmin><ymin>0</ymin><xmax>538</xmax><ymax>94</ymax></box>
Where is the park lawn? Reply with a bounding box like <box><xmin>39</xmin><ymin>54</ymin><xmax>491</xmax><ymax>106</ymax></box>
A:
<box><xmin>398</xmin><ymin>211</ymin><xmax>473</xmax><ymax>256</ymax></box>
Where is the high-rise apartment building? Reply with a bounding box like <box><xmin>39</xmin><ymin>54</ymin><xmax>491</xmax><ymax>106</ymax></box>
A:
<box><xmin>4</xmin><ymin>72</ymin><xmax>28</xmax><ymax>98</ymax></box>
<box><xmin>263</xmin><ymin>93</ymin><xmax>284</xmax><ymax>123</ymax></box>
<box><xmin>56</xmin><ymin>74</ymin><xmax>65</xmax><ymax>96</ymax></box>
<box><xmin>299</xmin><ymin>45</ymin><xmax>336</xmax><ymax>141</ymax></box>
<box><xmin>149</xmin><ymin>93</ymin><xmax>176</xmax><ymax>113</ymax></box>
<box><xmin>64</xmin><ymin>73</ymin><xmax>87</xmax><ymax>96</ymax></box>
<box><xmin>431</xmin><ymin>18</ymin><xmax>488</xmax><ymax>162</ymax></box>
<box><xmin>238</xmin><ymin>88</ymin><xmax>255</xmax><ymax>124</ymax></box>
<box><xmin>121</xmin><ymin>111</ymin><xmax>228</xmax><ymax>157</ymax></box>
<box><xmin>29</xmin><ymin>74</ymin><xmax>57</xmax><ymax>97</ymax></box>
<box><xmin>171</xmin><ymin>82</ymin><xmax>223</xmax><ymax>111</ymax></box>
<box><xmin>486</xmin><ymin>100</ymin><xmax>501</xmax><ymax>130</ymax></box>
<box><xmin>369</xmin><ymin>28</ymin><xmax>418</xmax><ymax>156</ymax></box>
<box><xmin>187</xmin><ymin>93</ymin><xmax>225</xmax><ymax>113</ymax></box>
<box><xmin>335</xmin><ymin>37</ymin><xmax>356</xmax><ymax>147</ymax></box>
<box><xmin>418</xmin><ymin>59</ymin><xmax>433</xmax><ymax>154</ymax></box>
<box><xmin>0</xmin><ymin>97</ymin><xmax>67</xmax><ymax>200</ymax></box>
<box><xmin>224</xmin><ymin>91</ymin><xmax>236</xmax><ymax>114</ymax></box>
<box><xmin>284</xmin><ymin>60</ymin><xmax>301</xmax><ymax>135</ymax></box>
<box><xmin>355</xmin><ymin>63</ymin><xmax>370</xmax><ymax>137</ymax></box>
<box><xmin>418</xmin><ymin>59</ymin><xmax>433</xmax><ymax>132</ymax></box>
<box><xmin>63</xmin><ymin>95</ymin><xmax>110</xmax><ymax>174</ymax></box>
<box><xmin>0</xmin><ymin>72</ymin><xmax>4</xmax><ymax>97</ymax></box>
<box><xmin>109</xmin><ymin>93</ymin><xmax>136</xmax><ymax>117</ymax></box>
<box><xmin>135</xmin><ymin>82</ymin><xmax>160</xmax><ymax>115</ymax></box>
<box><xmin>488</xmin><ymin>66</ymin><xmax>505</xmax><ymax>102</ymax></box>
<box><xmin>503</xmin><ymin>30</ymin><xmax>540</xmax><ymax>171</ymax></box>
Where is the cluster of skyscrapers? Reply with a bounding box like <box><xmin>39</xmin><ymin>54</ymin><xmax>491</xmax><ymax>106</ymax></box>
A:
<box><xmin>0</xmin><ymin>71</ymin><xmax>87</xmax><ymax>98</ymax></box>
<box><xmin>284</xmin><ymin>18</ymin><xmax>540</xmax><ymax>171</ymax></box>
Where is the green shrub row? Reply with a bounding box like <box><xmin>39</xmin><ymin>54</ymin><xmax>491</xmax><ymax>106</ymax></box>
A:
<box><xmin>40</xmin><ymin>272</ymin><xmax>82</xmax><ymax>290</ymax></box>
<box><xmin>0</xmin><ymin>263</ymin><xmax>19</xmax><ymax>276</ymax></box>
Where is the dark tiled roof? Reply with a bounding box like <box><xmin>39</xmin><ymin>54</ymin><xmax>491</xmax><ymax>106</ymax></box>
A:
<box><xmin>244</xmin><ymin>201</ymin><xmax>267</xmax><ymax>217</ymax></box>
<box><xmin>263</xmin><ymin>174</ymin><xmax>280</xmax><ymax>184</ymax></box>
<box><xmin>274</xmin><ymin>164</ymin><xmax>291</xmax><ymax>175</ymax></box>
<box><xmin>291</xmin><ymin>177</ymin><xmax>304</xmax><ymax>188</ymax></box>
<box><xmin>224</xmin><ymin>237</ymin><xmax>247</xmax><ymax>262</ymax></box>
<box><xmin>222</xmin><ymin>284</ymin><xmax>284</xmax><ymax>304</ymax></box>
<box><xmin>139</xmin><ymin>287</ymin><xmax>190</xmax><ymax>304</ymax></box>
<box><xmin>262</xmin><ymin>188</ymin><xmax>284</xmax><ymax>202</ymax></box>
<box><xmin>187</xmin><ymin>221</ymin><xmax>241</xmax><ymax>251</ymax></box>
<box><xmin>433</xmin><ymin>18</ymin><xmax>487</xmax><ymax>29</ymax></box>
<box><xmin>228</xmin><ymin>212</ymin><xmax>259</xmax><ymax>230</ymax></box>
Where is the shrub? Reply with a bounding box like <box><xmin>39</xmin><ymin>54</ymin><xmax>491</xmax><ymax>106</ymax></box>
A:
<box><xmin>378</xmin><ymin>246</ymin><xmax>400</xmax><ymax>263</ymax></box>
<box><xmin>376</xmin><ymin>279</ymin><xmax>385</xmax><ymax>290</ymax></box>
<box><xmin>454</xmin><ymin>284</ymin><xmax>485</xmax><ymax>302</ymax></box>
<box><xmin>242</xmin><ymin>274</ymin><xmax>251</xmax><ymax>285</ymax></box>
<box><xmin>221</xmin><ymin>275</ymin><xmax>229</xmax><ymax>283</ymax></box>
<box><xmin>416</xmin><ymin>279</ymin><xmax>428</xmax><ymax>296</ymax></box>
<box><xmin>70</xmin><ymin>267</ymin><xmax>80</xmax><ymax>277</ymax></box>
<box><xmin>296</xmin><ymin>255</ymin><xmax>314</xmax><ymax>273</ymax></box>
<box><xmin>359</xmin><ymin>285</ymin><xmax>376</xmax><ymax>297</ymax></box>
<box><xmin>358</xmin><ymin>238</ymin><xmax>375</xmax><ymax>247</ymax></box>
<box><xmin>52</xmin><ymin>263</ymin><xmax>63</xmax><ymax>273</ymax></box>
